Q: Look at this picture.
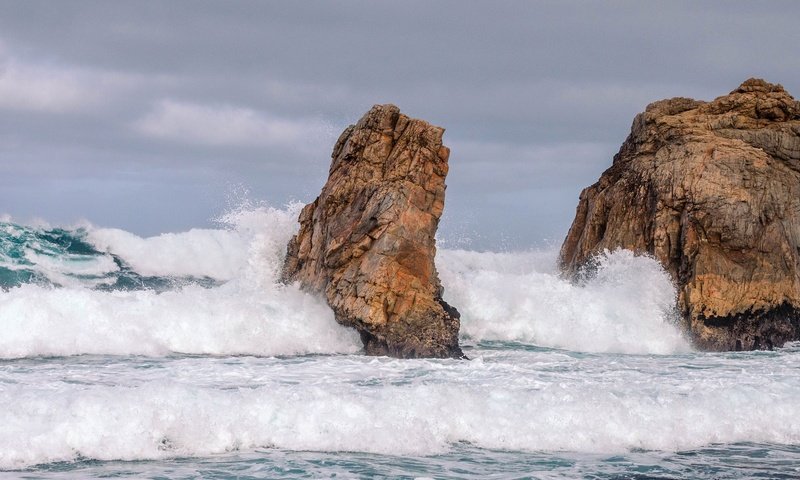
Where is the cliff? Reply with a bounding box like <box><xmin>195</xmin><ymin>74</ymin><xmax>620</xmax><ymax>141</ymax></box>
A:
<box><xmin>560</xmin><ymin>78</ymin><xmax>800</xmax><ymax>350</ymax></box>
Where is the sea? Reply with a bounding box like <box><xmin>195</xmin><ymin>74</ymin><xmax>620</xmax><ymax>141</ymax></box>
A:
<box><xmin>1</xmin><ymin>205</ymin><xmax>798</xmax><ymax>479</ymax></box>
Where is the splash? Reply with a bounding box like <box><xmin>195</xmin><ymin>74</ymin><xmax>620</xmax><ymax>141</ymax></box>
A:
<box><xmin>0</xmin><ymin>206</ymin><xmax>689</xmax><ymax>357</ymax></box>
<box><xmin>0</xmin><ymin>206</ymin><xmax>360</xmax><ymax>358</ymax></box>
<box><xmin>437</xmin><ymin>248</ymin><xmax>690</xmax><ymax>354</ymax></box>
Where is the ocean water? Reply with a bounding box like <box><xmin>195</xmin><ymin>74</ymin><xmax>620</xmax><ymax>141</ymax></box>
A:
<box><xmin>1</xmin><ymin>206</ymin><xmax>799</xmax><ymax>479</ymax></box>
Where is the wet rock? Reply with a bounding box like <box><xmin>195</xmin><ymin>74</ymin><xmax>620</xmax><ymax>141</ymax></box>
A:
<box><xmin>282</xmin><ymin>104</ymin><xmax>463</xmax><ymax>358</ymax></box>
<box><xmin>560</xmin><ymin>79</ymin><xmax>800</xmax><ymax>350</ymax></box>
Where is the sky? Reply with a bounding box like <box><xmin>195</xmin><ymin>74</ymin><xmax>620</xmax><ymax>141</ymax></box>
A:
<box><xmin>0</xmin><ymin>1</ymin><xmax>798</xmax><ymax>249</ymax></box>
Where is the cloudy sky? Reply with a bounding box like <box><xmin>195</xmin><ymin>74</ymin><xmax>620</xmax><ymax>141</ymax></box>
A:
<box><xmin>0</xmin><ymin>1</ymin><xmax>798</xmax><ymax>249</ymax></box>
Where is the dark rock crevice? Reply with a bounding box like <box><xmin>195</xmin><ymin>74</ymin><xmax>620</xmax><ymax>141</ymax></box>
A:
<box><xmin>698</xmin><ymin>302</ymin><xmax>800</xmax><ymax>351</ymax></box>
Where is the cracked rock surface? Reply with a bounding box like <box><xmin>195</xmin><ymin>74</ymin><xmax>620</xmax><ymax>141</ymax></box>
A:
<box><xmin>282</xmin><ymin>104</ymin><xmax>463</xmax><ymax>358</ymax></box>
<box><xmin>561</xmin><ymin>78</ymin><xmax>800</xmax><ymax>351</ymax></box>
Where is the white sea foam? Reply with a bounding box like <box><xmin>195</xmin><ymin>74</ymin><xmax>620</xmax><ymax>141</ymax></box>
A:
<box><xmin>85</xmin><ymin>204</ymin><xmax>301</xmax><ymax>281</ymax></box>
<box><xmin>0</xmin><ymin>205</ymin><xmax>360</xmax><ymax>358</ymax></box>
<box><xmin>1</xmin><ymin>347</ymin><xmax>799</xmax><ymax>469</ymax></box>
<box><xmin>0</xmin><ymin>205</ymin><xmax>691</xmax><ymax>357</ymax></box>
<box><xmin>22</xmin><ymin>250</ymin><xmax>119</xmax><ymax>288</ymax></box>
<box><xmin>438</xmin><ymin>248</ymin><xmax>690</xmax><ymax>354</ymax></box>
<box><xmin>0</xmin><ymin>282</ymin><xmax>360</xmax><ymax>358</ymax></box>
<box><xmin>1</xmin><ymin>208</ymin><xmax>798</xmax><ymax>469</ymax></box>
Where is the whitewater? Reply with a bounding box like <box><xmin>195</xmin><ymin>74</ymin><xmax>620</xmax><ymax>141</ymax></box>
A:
<box><xmin>1</xmin><ymin>206</ymin><xmax>799</xmax><ymax>479</ymax></box>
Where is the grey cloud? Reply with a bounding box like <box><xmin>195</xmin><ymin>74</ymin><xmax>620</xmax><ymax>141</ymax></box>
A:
<box><xmin>447</xmin><ymin>140</ymin><xmax>617</xmax><ymax>190</ymax></box>
<box><xmin>0</xmin><ymin>1</ymin><xmax>798</xmax><ymax>247</ymax></box>
<box><xmin>132</xmin><ymin>99</ymin><xmax>336</xmax><ymax>151</ymax></box>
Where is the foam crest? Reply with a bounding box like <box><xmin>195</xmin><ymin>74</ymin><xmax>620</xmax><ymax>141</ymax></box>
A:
<box><xmin>86</xmin><ymin>204</ymin><xmax>301</xmax><ymax>281</ymax></box>
<box><xmin>0</xmin><ymin>204</ymin><xmax>360</xmax><ymax>358</ymax></box>
<box><xmin>1</xmin><ymin>204</ymin><xmax>689</xmax><ymax>357</ymax></box>
<box><xmin>0</xmin><ymin>221</ymin><xmax>116</xmax><ymax>288</ymax></box>
<box><xmin>0</xmin><ymin>283</ymin><xmax>359</xmax><ymax>359</ymax></box>
<box><xmin>2</xmin><ymin>365</ymin><xmax>799</xmax><ymax>469</ymax></box>
<box><xmin>23</xmin><ymin>250</ymin><xmax>119</xmax><ymax>288</ymax></box>
<box><xmin>438</xmin><ymin>248</ymin><xmax>690</xmax><ymax>354</ymax></box>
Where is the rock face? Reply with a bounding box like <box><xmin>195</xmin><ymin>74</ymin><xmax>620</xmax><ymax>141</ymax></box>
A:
<box><xmin>282</xmin><ymin>104</ymin><xmax>463</xmax><ymax>358</ymax></box>
<box><xmin>560</xmin><ymin>79</ymin><xmax>800</xmax><ymax>351</ymax></box>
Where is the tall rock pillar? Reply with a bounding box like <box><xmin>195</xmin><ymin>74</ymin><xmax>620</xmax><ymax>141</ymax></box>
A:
<box><xmin>282</xmin><ymin>104</ymin><xmax>463</xmax><ymax>359</ymax></box>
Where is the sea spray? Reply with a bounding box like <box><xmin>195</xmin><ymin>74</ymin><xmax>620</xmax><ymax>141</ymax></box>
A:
<box><xmin>438</xmin><ymin>249</ymin><xmax>690</xmax><ymax>354</ymax></box>
<box><xmin>0</xmin><ymin>205</ymin><xmax>689</xmax><ymax>357</ymax></box>
<box><xmin>0</xmin><ymin>206</ymin><xmax>361</xmax><ymax>358</ymax></box>
<box><xmin>85</xmin><ymin>202</ymin><xmax>303</xmax><ymax>282</ymax></box>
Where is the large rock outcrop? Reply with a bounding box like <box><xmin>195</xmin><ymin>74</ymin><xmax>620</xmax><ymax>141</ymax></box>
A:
<box><xmin>560</xmin><ymin>79</ymin><xmax>800</xmax><ymax>351</ymax></box>
<box><xmin>282</xmin><ymin>104</ymin><xmax>463</xmax><ymax>358</ymax></box>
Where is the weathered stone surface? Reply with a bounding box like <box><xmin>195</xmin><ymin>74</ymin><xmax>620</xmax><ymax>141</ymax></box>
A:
<box><xmin>282</xmin><ymin>104</ymin><xmax>463</xmax><ymax>358</ymax></box>
<box><xmin>560</xmin><ymin>78</ymin><xmax>800</xmax><ymax>351</ymax></box>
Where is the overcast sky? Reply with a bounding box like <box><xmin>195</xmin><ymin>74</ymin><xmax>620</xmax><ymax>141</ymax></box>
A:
<box><xmin>0</xmin><ymin>1</ymin><xmax>798</xmax><ymax>249</ymax></box>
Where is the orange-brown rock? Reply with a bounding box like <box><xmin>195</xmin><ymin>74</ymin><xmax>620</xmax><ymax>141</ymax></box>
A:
<box><xmin>560</xmin><ymin>78</ymin><xmax>800</xmax><ymax>351</ymax></box>
<box><xmin>282</xmin><ymin>104</ymin><xmax>463</xmax><ymax>358</ymax></box>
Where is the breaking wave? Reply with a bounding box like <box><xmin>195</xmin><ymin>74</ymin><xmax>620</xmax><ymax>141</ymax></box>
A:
<box><xmin>0</xmin><ymin>205</ymin><xmax>688</xmax><ymax>358</ymax></box>
<box><xmin>439</xmin><ymin>248</ymin><xmax>690</xmax><ymax>354</ymax></box>
<box><xmin>2</xmin><ymin>346</ymin><xmax>799</xmax><ymax>469</ymax></box>
<box><xmin>3</xmin><ymin>205</ymin><xmax>799</xmax><ymax>472</ymax></box>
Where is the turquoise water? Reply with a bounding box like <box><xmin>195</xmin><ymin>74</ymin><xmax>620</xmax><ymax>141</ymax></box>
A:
<box><xmin>1</xmin><ymin>214</ymin><xmax>798</xmax><ymax>479</ymax></box>
<box><xmin>0</xmin><ymin>222</ymin><xmax>218</xmax><ymax>291</ymax></box>
<box><xmin>11</xmin><ymin>442</ymin><xmax>800</xmax><ymax>479</ymax></box>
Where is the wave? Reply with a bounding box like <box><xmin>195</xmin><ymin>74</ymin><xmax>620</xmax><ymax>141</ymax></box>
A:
<box><xmin>439</xmin><ymin>248</ymin><xmax>690</xmax><ymax>354</ymax></box>
<box><xmin>0</xmin><ymin>221</ymin><xmax>218</xmax><ymax>291</ymax></box>
<box><xmin>0</xmin><ymin>206</ymin><xmax>361</xmax><ymax>358</ymax></box>
<box><xmin>0</xmin><ymin>206</ymin><xmax>688</xmax><ymax>357</ymax></box>
<box><xmin>2</xmin><ymin>348</ymin><xmax>799</xmax><ymax>468</ymax></box>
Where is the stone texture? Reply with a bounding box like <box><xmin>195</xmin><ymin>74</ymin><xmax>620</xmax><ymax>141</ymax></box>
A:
<box><xmin>282</xmin><ymin>104</ymin><xmax>463</xmax><ymax>358</ymax></box>
<box><xmin>560</xmin><ymin>78</ymin><xmax>800</xmax><ymax>351</ymax></box>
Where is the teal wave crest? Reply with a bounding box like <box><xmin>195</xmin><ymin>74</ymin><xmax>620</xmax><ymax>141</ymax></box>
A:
<box><xmin>0</xmin><ymin>222</ymin><xmax>218</xmax><ymax>291</ymax></box>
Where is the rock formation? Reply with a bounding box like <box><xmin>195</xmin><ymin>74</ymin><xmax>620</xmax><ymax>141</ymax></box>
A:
<box><xmin>560</xmin><ymin>78</ymin><xmax>800</xmax><ymax>351</ymax></box>
<box><xmin>282</xmin><ymin>104</ymin><xmax>463</xmax><ymax>358</ymax></box>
